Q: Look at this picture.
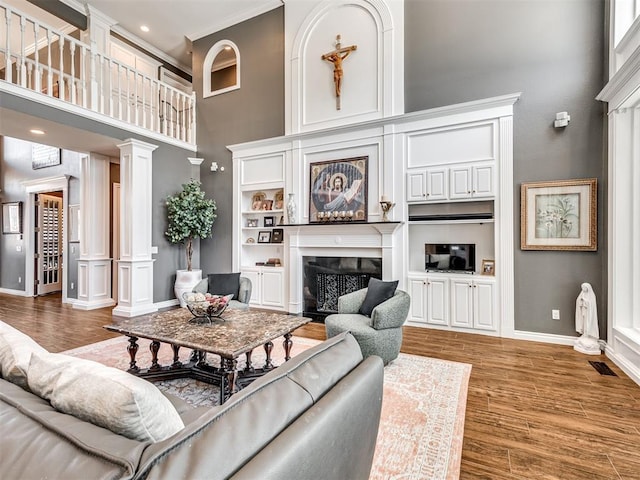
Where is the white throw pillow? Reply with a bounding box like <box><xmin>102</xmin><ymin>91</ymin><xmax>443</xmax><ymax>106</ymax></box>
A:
<box><xmin>28</xmin><ymin>351</ymin><xmax>185</xmax><ymax>442</ymax></box>
<box><xmin>0</xmin><ymin>321</ymin><xmax>48</xmax><ymax>389</ymax></box>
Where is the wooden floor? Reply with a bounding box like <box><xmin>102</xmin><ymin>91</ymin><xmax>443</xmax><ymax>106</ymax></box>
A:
<box><xmin>2</xmin><ymin>293</ymin><xmax>640</xmax><ymax>479</ymax></box>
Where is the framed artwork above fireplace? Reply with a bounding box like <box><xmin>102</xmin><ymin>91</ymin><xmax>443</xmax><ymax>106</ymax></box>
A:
<box><xmin>309</xmin><ymin>156</ymin><xmax>368</xmax><ymax>223</ymax></box>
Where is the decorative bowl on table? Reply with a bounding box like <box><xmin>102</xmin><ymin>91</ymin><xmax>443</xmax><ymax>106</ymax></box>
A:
<box><xmin>182</xmin><ymin>292</ymin><xmax>233</xmax><ymax>322</ymax></box>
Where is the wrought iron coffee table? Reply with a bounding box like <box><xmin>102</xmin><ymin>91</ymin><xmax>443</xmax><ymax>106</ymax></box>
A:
<box><xmin>104</xmin><ymin>308</ymin><xmax>312</xmax><ymax>403</ymax></box>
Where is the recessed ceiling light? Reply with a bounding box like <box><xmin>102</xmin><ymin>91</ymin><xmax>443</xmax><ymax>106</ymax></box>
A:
<box><xmin>30</xmin><ymin>129</ymin><xmax>45</xmax><ymax>135</ymax></box>
<box><xmin>224</xmin><ymin>46</ymin><xmax>232</xmax><ymax>51</ymax></box>
<box><xmin>140</xmin><ymin>25</ymin><xmax>150</xmax><ymax>33</ymax></box>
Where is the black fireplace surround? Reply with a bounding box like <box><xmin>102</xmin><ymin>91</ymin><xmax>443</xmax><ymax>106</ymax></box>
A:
<box><xmin>303</xmin><ymin>256</ymin><xmax>382</xmax><ymax>321</ymax></box>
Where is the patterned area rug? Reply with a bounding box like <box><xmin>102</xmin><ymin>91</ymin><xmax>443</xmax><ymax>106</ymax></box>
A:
<box><xmin>65</xmin><ymin>335</ymin><xmax>471</xmax><ymax>480</ymax></box>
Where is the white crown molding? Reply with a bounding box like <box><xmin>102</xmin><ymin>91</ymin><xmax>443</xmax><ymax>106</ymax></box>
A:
<box><xmin>84</xmin><ymin>4</ymin><xmax>117</xmax><ymax>26</ymax></box>
<box><xmin>187</xmin><ymin>0</ymin><xmax>283</xmax><ymax>42</ymax></box>
<box><xmin>188</xmin><ymin>157</ymin><xmax>204</xmax><ymax>165</ymax></box>
<box><xmin>597</xmin><ymin>46</ymin><xmax>640</xmax><ymax>110</ymax></box>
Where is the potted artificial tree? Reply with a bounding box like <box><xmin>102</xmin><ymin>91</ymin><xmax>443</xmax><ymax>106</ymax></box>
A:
<box><xmin>165</xmin><ymin>179</ymin><xmax>217</xmax><ymax>306</ymax></box>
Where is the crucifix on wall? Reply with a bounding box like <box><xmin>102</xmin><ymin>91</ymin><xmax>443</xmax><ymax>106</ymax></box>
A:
<box><xmin>321</xmin><ymin>35</ymin><xmax>357</xmax><ymax>110</ymax></box>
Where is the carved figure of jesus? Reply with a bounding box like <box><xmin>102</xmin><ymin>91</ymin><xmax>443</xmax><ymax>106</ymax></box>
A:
<box><xmin>321</xmin><ymin>35</ymin><xmax>357</xmax><ymax>110</ymax></box>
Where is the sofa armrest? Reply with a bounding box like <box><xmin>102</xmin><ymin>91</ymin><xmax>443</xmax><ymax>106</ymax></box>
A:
<box><xmin>237</xmin><ymin>277</ymin><xmax>252</xmax><ymax>304</ymax></box>
<box><xmin>192</xmin><ymin>278</ymin><xmax>208</xmax><ymax>294</ymax></box>
<box><xmin>371</xmin><ymin>290</ymin><xmax>410</xmax><ymax>330</ymax></box>
<box><xmin>337</xmin><ymin>288</ymin><xmax>368</xmax><ymax>314</ymax></box>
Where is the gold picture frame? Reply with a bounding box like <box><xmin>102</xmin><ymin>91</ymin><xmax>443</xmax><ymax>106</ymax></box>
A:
<box><xmin>521</xmin><ymin>178</ymin><xmax>597</xmax><ymax>251</ymax></box>
<box><xmin>481</xmin><ymin>259</ymin><xmax>495</xmax><ymax>276</ymax></box>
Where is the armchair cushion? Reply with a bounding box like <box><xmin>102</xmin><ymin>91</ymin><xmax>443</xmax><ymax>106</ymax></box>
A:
<box><xmin>207</xmin><ymin>273</ymin><xmax>240</xmax><ymax>299</ymax></box>
<box><xmin>359</xmin><ymin>278</ymin><xmax>398</xmax><ymax>317</ymax></box>
<box><xmin>371</xmin><ymin>290</ymin><xmax>411</xmax><ymax>330</ymax></box>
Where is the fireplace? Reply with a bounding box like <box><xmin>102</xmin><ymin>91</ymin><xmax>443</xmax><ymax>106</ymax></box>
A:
<box><xmin>303</xmin><ymin>256</ymin><xmax>382</xmax><ymax>321</ymax></box>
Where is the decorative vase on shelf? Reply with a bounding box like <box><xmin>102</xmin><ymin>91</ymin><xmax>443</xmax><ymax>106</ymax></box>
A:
<box><xmin>286</xmin><ymin>193</ymin><xmax>296</xmax><ymax>224</ymax></box>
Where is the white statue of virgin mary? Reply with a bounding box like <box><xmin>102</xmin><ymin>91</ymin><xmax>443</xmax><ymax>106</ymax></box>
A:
<box><xmin>574</xmin><ymin>282</ymin><xmax>601</xmax><ymax>355</ymax></box>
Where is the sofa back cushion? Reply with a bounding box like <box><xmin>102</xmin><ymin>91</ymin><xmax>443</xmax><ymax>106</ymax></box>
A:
<box><xmin>27</xmin><ymin>351</ymin><xmax>184</xmax><ymax>442</ymax></box>
<box><xmin>0</xmin><ymin>321</ymin><xmax>48</xmax><ymax>389</ymax></box>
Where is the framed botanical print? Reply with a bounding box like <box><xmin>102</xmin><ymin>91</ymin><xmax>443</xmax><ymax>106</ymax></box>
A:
<box><xmin>521</xmin><ymin>178</ymin><xmax>597</xmax><ymax>251</ymax></box>
<box><xmin>2</xmin><ymin>202</ymin><xmax>22</xmax><ymax>234</ymax></box>
<box><xmin>309</xmin><ymin>156</ymin><xmax>368</xmax><ymax>223</ymax></box>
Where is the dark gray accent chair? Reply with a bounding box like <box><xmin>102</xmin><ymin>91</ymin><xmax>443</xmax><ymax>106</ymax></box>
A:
<box><xmin>193</xmin><ymin>276</ymin><xmax>252</xmax><ymax>309</ymax></box>
<box><xmin>325</xmin><ymin>287</ymin><xmax>410</xmax><ymax>365</ymax></box>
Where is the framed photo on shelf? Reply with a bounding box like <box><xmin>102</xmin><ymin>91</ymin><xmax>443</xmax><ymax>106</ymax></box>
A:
<box><xmin>264</xmin><ymin>216</ymin><xmax>275</xmax><ymax>227</ymax></box>
<box><xmin>309</xmin><ymin>156</ymin><xmax>368</xmax><ymax>223</ymax></box>
<box><xmin>258</xmin><ymin>230</ymin><xmax>271</xmax><ymax>243</ymax></box>
<box><xmin>521</xmin><ymin>178</ymin><xmax>597</xmax><ymax>251</ymax></box>
<box><xmin>481</xmin><ymin>259</ymin><xmax>495</xmax><ymax>276</ymax></box>
<box><xmin>274</xmin><ymin>189</ymin><xmax>284</xmax><ymax>210</ymax></box>
<box><xmin>2</xmin><ymin>202</ymin><xmax>23</xmax><ymax>234</ymax></box>
<box><xmin>271</xmin><ymin>228</ymin><xmax>283</xmax><ymax>243</ymax></box>
<box><xmin>247</xmin><ymin>218</ymin><xmax>259</xmax><ymax>227</ymax></box>
<box><xmin>251</xmin><ymin>192</ymin><xmax>266</xmax><ymax>210</ymax></box>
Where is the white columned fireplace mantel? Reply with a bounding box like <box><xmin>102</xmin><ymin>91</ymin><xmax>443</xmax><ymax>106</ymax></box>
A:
<box><xmin>285</xmin><ymin>222</ymin><xmax>403</xmax><ymax>313</ymax></box>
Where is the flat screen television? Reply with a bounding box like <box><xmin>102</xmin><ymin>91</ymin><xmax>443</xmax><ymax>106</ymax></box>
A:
<box><xmin>425</xmin><ymin>243</ymin><xmax>476</xmax><ymax>273</ymax></box>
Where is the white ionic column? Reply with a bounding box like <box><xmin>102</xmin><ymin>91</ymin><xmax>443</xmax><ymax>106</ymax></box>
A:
<box><xmin>113</xmin><ymin>139</ymin><xmax>158</xmax><ymax>317</ymax></box>
<box><xmin>74</xmin><ymin>152</ymin><xmax>114</xmax><ymax>310</ymax></box>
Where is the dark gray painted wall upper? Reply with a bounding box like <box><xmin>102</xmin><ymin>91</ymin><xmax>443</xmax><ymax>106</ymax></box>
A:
<box><xmin>405</xmin><ymin>0</ymin><xmax>607</xmax><ymax>336</ymax></box>
<box><xmin>193</xmin><ymin>8</ymin><xmax>285</xmax><ymax>275</ymax></box>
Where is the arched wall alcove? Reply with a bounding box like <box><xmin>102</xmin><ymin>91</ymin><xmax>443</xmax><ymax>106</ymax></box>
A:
<box><xmin>203</xmin><ymin>40</ymin><xmax>241</xmax><ymax>98</ymax></box>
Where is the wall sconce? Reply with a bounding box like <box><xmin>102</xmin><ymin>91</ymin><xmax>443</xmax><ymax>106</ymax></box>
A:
<box><xmin>210</xmin><ymin>161</ymin><xmax>225</xmax><ymax>172</ymax></box>
<box><xmin>554</xmin><ymin>111</ymin><xmax>570</xmax><ymax>128</ymax></box>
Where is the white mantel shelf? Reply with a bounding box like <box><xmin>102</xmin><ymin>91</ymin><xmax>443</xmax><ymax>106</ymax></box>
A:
<box><xmin>281</xmin><ymin>221</ymin><xmax>403</xmax><ymax>235</ymax></box>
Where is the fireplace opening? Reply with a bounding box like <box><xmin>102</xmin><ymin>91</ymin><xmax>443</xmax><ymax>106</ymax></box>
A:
<box><xmin>303</xmin><ymin>256</ymin><xmax>382</xmax><ymax>321</ymax></box>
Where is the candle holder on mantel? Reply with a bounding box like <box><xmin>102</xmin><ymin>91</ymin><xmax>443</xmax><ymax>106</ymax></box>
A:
<box><xmin>379</xmin><ymin>197</ymin><xmax>395</xmax><ymax>222</ymax></box>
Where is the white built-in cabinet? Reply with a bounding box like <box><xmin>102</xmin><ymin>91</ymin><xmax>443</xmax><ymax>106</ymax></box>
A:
<box><xmin>408</xmin><ymin>273</ymin><xmax>496</xmax><ymax>333</ymax></box>
<box><xmin>240</xmin><ymin>266</ymin><xmax>285</xmax><ymax>309</ymax></box>
<box><xmin>406</xmin><ymin>161</ymin><xmax>494</xmax><ymax>203</ymax></box>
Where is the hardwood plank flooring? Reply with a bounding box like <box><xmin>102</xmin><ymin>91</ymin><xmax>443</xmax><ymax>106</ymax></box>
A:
<box><xmin>2</xmin><ymin>293</ymin><xmax>640</xmax><ymax>479</ymax></box>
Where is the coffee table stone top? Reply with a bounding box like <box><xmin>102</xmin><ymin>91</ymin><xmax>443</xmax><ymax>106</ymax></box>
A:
<box><xmin>105</xmin><ymin>308</ymin><xmax>312</xmax><ymax>359</ymax></box>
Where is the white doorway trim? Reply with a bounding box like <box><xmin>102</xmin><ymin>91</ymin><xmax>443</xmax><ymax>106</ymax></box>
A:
<box><xmin>21</xmin><ymin>175</ymin><xmax>69</xmax><ymax>302</ymax></box>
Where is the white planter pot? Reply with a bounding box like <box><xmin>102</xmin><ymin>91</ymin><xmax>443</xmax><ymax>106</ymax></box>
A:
<box><xmin>174</xmin><ymin>269</ymin><xmax>203</xmax><ymax>307</ymax></box>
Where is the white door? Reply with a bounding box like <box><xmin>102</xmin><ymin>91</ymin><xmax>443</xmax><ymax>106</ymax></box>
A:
<box><xmin>474</xmin><ymin>281</ymin><xmax>496</xmax><ymax>331</ymax></box>
<box><xmin>426</xmin><ymin>277</ymin><xmax>449</xmax><ymax>326</ymax></box>
<box><xmin>449</xmin><ymin>166</ymin><xmax>472</xmax><ymax>199</ymax></box>
<box><xmin>472</xmin><ymin>164</ymin><xmax>494</xmax><ymax>198</ymax></box>
<box><xmin>406</xmin><ymin>171</ymin><xmax>426</xmax><ymax>202</ymax></box>
<box><xmin>408</xmin><ymin>277</ymin><xmax>427</xmax><ymax>323</ymax></box>
<box><xmin>261</xmin><ymin>269</ymin><xmax>284</xmax><ymax>307</ymax></box>
<box><xmin>35</xmin><ymin>193</ymin><xmax>63</xmax><ymax>295</ymax></box>
<box><xmin>450</xmin><ymin>279</ymin><xmax>473</xmax><ymax>328</ymax></box>
<box><xmin>426</xmin><ymin>167</ymin><xmax>448</xmax><ymax>201</ymax></box>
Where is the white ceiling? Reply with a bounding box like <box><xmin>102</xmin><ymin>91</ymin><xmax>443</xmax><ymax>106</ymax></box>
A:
<box><xmin>65</xmin><ymin>0</ymin><xmax>282</xmax><ymax>70</ymax></box>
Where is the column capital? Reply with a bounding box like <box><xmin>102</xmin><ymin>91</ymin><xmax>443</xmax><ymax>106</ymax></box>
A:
<box><xmin>117</xmin><ymin>138</ymin><xmax>159</xmax><ymax>152</ymax></box>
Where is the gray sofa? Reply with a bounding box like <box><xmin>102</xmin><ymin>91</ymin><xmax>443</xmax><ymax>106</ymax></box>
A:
<box><xmin>0</xmin><ymin>331</ymin><xmax>384</xmax><ymax>480</ymax></box>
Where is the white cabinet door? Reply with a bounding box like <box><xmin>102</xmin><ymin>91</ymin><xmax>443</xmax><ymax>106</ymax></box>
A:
<box><xmin>406</xmin><ymin>171</ymin><xmax>427</xmax><ymax>202</ymax></box>
<box><xmin>426</xmin><ymin>277</ymin><xmax>449</xmax><ymax>326</ymax></box>
<box><xmin>473</xmin><ymin>280</ymin><xmax>496</xmax><ymax>331</ymax></box>
<box><xmin>408</xmin><ymin>277</ymin><xmax>427</xmax><ymax>323</ymax></box>
<box><xmin>449</xmin><ymin>166</ymin><xmax>472</xmax><ymax>199</ymax></box>
<box><xmin>450</xmin><ymin>279</ymin><xmax>473</xmax><ymax>328</ymax></box>
<box><xmin>473</xmin><ymin>164</ymin><xmax>494</xmax><ymax>198</ymax></box>
<box><xmin>261</xmin><ymin>269</ymin><xmax>284</xmax><ymax>307</ymax></box>
<box><xmin>426</xmin><ymin>167</ymin><xmax>448</xmax><ymax>201</ymax></box>
<box><xmin>241</xmin><ymin>268</ymin><xmax>261</xmax><ymax>306</ymax></box>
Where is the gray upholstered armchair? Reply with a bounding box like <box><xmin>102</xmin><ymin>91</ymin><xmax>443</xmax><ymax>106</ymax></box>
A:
<box><xmin>193</xmin><ymin>274</ymin><xmax>252</xmax><ymax>310</ymax></box>
<box><xmin>325</xmin><ymin>287</ymin><xmax>410</xmax><ymax>365</ymax></box>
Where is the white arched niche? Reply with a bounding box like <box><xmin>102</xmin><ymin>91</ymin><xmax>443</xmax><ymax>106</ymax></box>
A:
<box><xmin>203</xmin><ymin>40</ymin><xmax>240</xmax><ymax>98</ymax></box>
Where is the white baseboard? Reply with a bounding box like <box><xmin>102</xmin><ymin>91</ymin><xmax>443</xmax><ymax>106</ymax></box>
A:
<box><xmin>511</xmin><ymin>330</ymin><xmax>579</xmax><ymax>346</ymax></box>
<box><xmin>605</xmin><ymin>345</ymin><xmax>640</xmax><ymax>386</ymax></box>
<box><xmin>0</xmin><ymin>288</ymin><xmax>29</xmax><ymax>297</ymax></box>
<box><xmin>155</xmin><ymin>298</ymin><xmax>180</xmax><ymax>310</ymax></box>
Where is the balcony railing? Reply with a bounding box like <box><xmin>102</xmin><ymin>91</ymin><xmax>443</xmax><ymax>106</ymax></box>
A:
<box><xmin>0</xmin><ymin>3</ymin><xmax>196</xmax><ymax>145</ymax></box>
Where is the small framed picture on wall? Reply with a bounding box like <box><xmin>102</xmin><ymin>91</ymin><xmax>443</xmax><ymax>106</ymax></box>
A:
<box><xmin>481</xmin><ymin>259</ymin><xmax>495</xmax><ymax>276</ymax></box>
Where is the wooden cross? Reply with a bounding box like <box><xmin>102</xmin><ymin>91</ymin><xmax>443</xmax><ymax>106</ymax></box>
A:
<box><xmin>321</xmin><ymin>35</ymin><xmax>357</xmax><ymax>110</ymax></box>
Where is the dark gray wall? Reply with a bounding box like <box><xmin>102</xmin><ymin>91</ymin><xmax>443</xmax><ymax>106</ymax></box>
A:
<box><xmin>0</xmin><ymin>136</ymin><xmax>81</xmax><ymax>293</ymax></box>
<box><xmin>405</xmin><ymin>0</ymin><xmax>607</xmax><ymax>336</ymax></box>
<box><xmin>192</xmin><ymin>7</ymin><xmax>285</xmax><ymax>275</ymax></box>
<box><xmin>0</xmin><ymin>92</ymin><xmax>195</xmax><ymax>303</ymax></box>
